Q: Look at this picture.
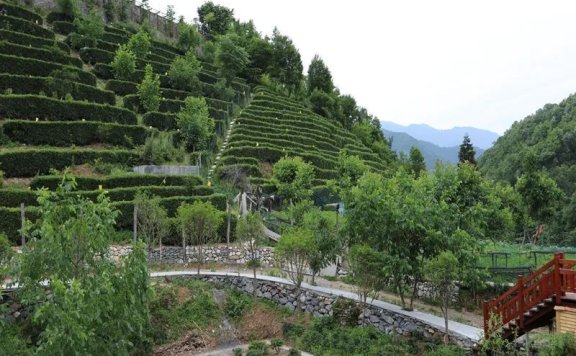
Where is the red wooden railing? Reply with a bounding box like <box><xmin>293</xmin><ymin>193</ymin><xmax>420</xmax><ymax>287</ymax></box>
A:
<box><xmin>483</xmin><ymin>253</ymin><xmax>576</xmax><ymax>336</ymax></box>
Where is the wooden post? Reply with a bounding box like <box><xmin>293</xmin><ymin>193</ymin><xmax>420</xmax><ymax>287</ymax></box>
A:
<box><xmin>483</xmin><ymin>300</ymin><xmax>489</xmax><ymax>336</ymax></box>
<box><xmin>554</xmin><ymin>252</ymin><xmax>564</xmax><ymax>304</ymax></box>
<box><xmin>20</xmin><ymin>203</ymin><xmax>25</xmax><ymax>246</ymax></box>
<box><xmin>517</xmin><ymin>275</ymin><xmax>525</xmax><ymax>329</ymax></box>
<box><xmin>133</xmin><ymin>206</ymin><xmax>138</xmax><ymax>242</ymax></box>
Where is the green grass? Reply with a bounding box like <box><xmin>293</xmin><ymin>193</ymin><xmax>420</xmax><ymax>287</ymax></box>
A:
<box><xmin>478</xmin><ymin>241</ymin><xmax>576</xmax><ymax>270</ymax></box>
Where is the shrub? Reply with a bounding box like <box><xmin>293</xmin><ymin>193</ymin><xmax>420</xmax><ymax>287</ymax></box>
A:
<box><xmin>102</xmin><ymin>31</ymin><xmax>126</xmax><ymax>44</ymax></box>
<box><xmin>56</xmin><ymin>0</ymin><xmax>79</xmax><ymax>19</ymax></box>
<box><xmin>138</xmin><ymin>64</ymin><xmax>162</xmax><ymax>112</ymax></box>
<box><xmin>0</xmin><ymin>15</ymin><xmax>54</xmax><ymax>39</ymax></box>
<box><xmin>30</xmin><ymin>174</ymin><xmax>203</xmax><ymax>190</ymax></box>
<box><xmin>47</xmin><ymin>69</ymin><xmax>79</xmax><ymax>99</ymax></box>
<box><xmin>177</xmin><ymin>23</ymin><xmax>201</xmax><ymax>51</ymax></box>
<box><xmin>141</xmin><ymin>131</ymin><xmax>182</xmax><ymax>164</ymax></box>
<box><xmin>0</xmin><ymin>54</ymin><xmax>96</xmax><ymax>86</ymax></box>
<box><xmin>224</xmin><ymin>290</ymin><xmax>253</xmax><ymax>320</ymax></box>
<box><xmin>142</xmin><ymin>112</ymin><xmax>177</xmax><ymax>131</ymax></box>
<box><xmin>0</xmin><ymin>95</ymin><xmax>137</xmax><ymax>124</ymax></box>
<box><xmin>0</xmin><ymin>169</ymin><xmax>3</xmax><ymax>188</ymax></box>
<box><xmin>52</xmin><ymin>20</ymin><xmax>76</xmax><ymax>35</ymax></box>
<box><xmin>46</xmin><ymin>11</ymin><xmax>73</xmax><ymax>24</ymax></box>
<box><xmin>177</xmin><ymin>97</ymin><xmax>214</xmax><ymax>152</ymax></box>
<box><xmin>0</xmin><ymin>29</ymin><xmax>68</xmax><ymax>51</ymax></box>
<box><xmin>538</xmin><ymin>332</ymin><xmax>576</xmax><ymax>356</ymax></box>
<box><xmin>79</xmin><ymin>47</ymin><xmax>114</xmax><ymax>64</ymax></box>
<box><xmin>168</xmin><ymin>50</ymin><xmax>202</xmax><ymax>92</ymax></box>
<box><xmin>0</xmin><ymin>2</ymin><xmax>43</xmax><ymax>24</ymax></box>
<box><xmin>105</xmin><ymin>79</ymin><xmax>137</xmax><ymax>96</ymax></box>
<box><xmin>1</xmin><ymin>120</ymin><xmax>149</xmax><ymax>147</ymax></box>
<box><xmin>0</xmin><ymin>148</ymin><xmax>141</xmax><ymax>177</ymax></box>
<box><xmin>127</xmin><ymin>29</ymin><xmax>150</xmax><ymax>60</ymax></box>
<box><xmin>73</xmin><ymin>10</ymin><xmax>103</xmax><ymax>46</ymax></box>
<box><xmin>0</xmin><ymin>41</ymin><xmax>80</xmax><ymax>67</ymax></box>
<box><xmin>112</xmin><ymin>44</ymin><xmax>136</xmax><ymax>81</ymax></box>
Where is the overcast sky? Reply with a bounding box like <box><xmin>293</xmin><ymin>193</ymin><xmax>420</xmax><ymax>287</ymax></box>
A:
<box><xmin>149</xmin><ymin>0</ymin><xmax>576</xmax><ymax>134</ymax></box>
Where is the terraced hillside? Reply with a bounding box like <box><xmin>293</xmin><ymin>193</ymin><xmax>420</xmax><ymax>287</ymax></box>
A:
<box><xmin>0</xmin><ymin>2</ymin><xmax>239</xmax><ymax>243</ymax></box>
<box><xmin>215</xmin><ymin>87</ymin><xmax>390</xmax><ymax>197</ymax></box>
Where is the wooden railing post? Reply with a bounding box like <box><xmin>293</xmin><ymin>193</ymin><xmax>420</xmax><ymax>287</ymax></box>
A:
<box><xmin>483</xmin><ymin>300</ymin><xmax>490</xmax><ymax>336</ymax></box>
<box><xmin>517</xmin><ymin>275</ymin><xmax>525</xmax><ymax>329</ymax></box>
<box><xmin>554</xmin><ymin>252</ymin><xmax>564</xmax><ymax>304</ymax></box>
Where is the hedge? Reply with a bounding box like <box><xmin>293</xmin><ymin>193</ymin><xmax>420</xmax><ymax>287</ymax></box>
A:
<box><xmin>79</xmin><ymin>47</ymin><xmax>114</xmax><ymax>64</ymax></box>
<box><xmin>52</xmin><ymin>20</ymin><xmax>76</xmax><ymax>35</ymax></box>
<box><xmin>0</xmin><ymin>206</ymin><xmax>40</xmax><ymax>242</ymax></box>
<box><xmin>151</xmin><ymin>39</ymin><xmax>183</xmax><ymax>56</ymax></box>
<box><xmin>0</xmin><ymin>185</ymin><xmax>213</xmax><ymax>208</ymax></box>
<box><xmin>1</xmin><ymin>120</ymin><xmax>149</xmax><ymax>147</ymax></box>
<box><xmin>101</xmin><ymin>31</ymin><xmax>127</xmax><ymax>44</ymax></box>
<box><xmin>0</xmin><ymin>2</ymin><xmax>43</xmax><ymax>24</ymax></box>
<box><xmin>31</xmin><ymin>174</ymin><xmax>203</xmax><ymax>190</ymax></box>
<box><xmin>124</xmin><ymin>95</ymin><xmax>184</xmax><ymax>114</ymax></box>
<box><xmin>142</xmin><ymin>112</ymin><xmax>177</xmax><ymax>131</ymax></box>
<box><xmin>0</xmin><ymin>54</ymin><xmax>96</xmax><ymax>86</ymax></box>
<box><xmin>0</xmin><ymin>29</ymin><xmax>69</xmax><ymax>51</ymax></box>
<box><xmin>0</xmin><ymin>40</ymin><xmax>82</xmax><ymax>67</ymax></box>
<box><xmin>105</xmin><ymin>79</ymin><xmax>137</xmax><ymax>96</ymax></box>
<box><xmin>66</xmin><ymin>33</ymin><xmax>117</xmax><ymax>52</ymax></box>
<box><xmin>0</xmin><ymin>74</ymin><xmax>115</xmax><ymax>105</ymax></box>
<box><xmin>0</xmin><ymin>148</ymin><xmax>141</xmax><ymax>177</ymax></box>
<box><xmin>0</xmin><ymin>95</ymin><xmax>137</xmax><ymax>125</ymax></box>
<box><xmin>0</xmin><ymin>15</ymin><xmax>53</xmax><ymax>39</ymax></box>
<box><xmin>46</xmin><ymin>11</ymin><xmax>73</xmax><ymax>24</ymax></box>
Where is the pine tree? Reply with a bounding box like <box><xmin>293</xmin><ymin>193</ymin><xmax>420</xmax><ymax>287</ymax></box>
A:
<box><xmin>408</xmin><ymin>146</ymin><xmax>426</xmax><ymax>177</ymax></box>
<box><xmin>458</xmin><ymin>134</ymin><xmax>477</xmax><ymax>165</ymax></box>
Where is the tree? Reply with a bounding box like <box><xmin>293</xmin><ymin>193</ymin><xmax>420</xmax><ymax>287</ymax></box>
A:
<box><xmin>336</xmin><ymin>151</ymin><xmax>368</xmax><ymax>192</ymax></box>
<box><xmin>56</xmin><ymin>0</ymin><xmax>79</xmax><ymax>19</ymax></box>
<box><xmin>177</xmin><ymin>201</ymin><xmax>223</xmax><ymax>274</ymax></box>
<box><xmin>103</xmin><ymin>0</ymin><xmax>115</xmax><ymax>23</ymax></box>
<box><xmin>309</xmin><ymin>89</ymin><xmax>338</xmax><ymax>119</ymax></box>
<box><xmin>348</xmin><ymin>244</ymin><xmax>386</xmax><ymax>308</ymax></box>
<box><xmin>458</xmin><ymin>134</ymin><xmax>477</xmax><ymax>165</ymax></box>
<box><xmin>176</xmin><ymin>96</ymin><xmax>215</xmax><ymax>152</ymax></box>
<box><xmin>236</xmin><ymin>212</ymin><xmax>265</xmax><ymax>294</ymax></box>
<box><xmin>270</xmin><ymin>28</ymin><xmax>303</xmax><ymax>94</ymax></box>
<box><xmin>516</xmin><ymin>170</ymin><xmax>563</xmax><ymax>225</ymax></box>
<box><xmin>0</xmin><ymin>233</ymin><xmax>12</xmax><ymax>283</ymax></box>
<box><xmin>424</xmin><ymin>251</ymin><xmax>459</xmax><ymax>344</ymax></box>
<box><xmin>303</xmin><ymin>209</ymin><xmax>340</xmax><ymax>284</ymax></box>
<box><xmin>118</xmin><ymin>0</ymin><xmax>129</xmax><ymax>22</ymax></box>
<box><xmin>112</xmin><ymin>44</ymin><xmax>136</xmax><ymax>80</ymax></box>
<box><xmin>73</xmin><ymin>10</ymin><xmax>103</xmax><ymax>47</ymax></box>
<box><xmin>275</xmin><ymin>227</ymin><xmax>314</xmax><ymax>309</ymax></box>
<box><xmin>337</xmin><ymin>95</ymin><xmax>360</xmax><ymax>129</ymax></box>
<box><xmin>272</xmin><ymin>156</ymin><xmax>315</xmax><ymax>206</ymax></box>
<box><xmin>168</xmin><ymin>50</ymin><xmax>202</xmax><ymax>93</ymax></box>
<box><xmin>166</xmin><ymin>5</ymin><xmax>175</xmax><ymax>22</ymax></box>
<box><xmin>408</xmin><ymin>146</ymin><xmax>426</xmax><ymax>177</ymax></box>
<box><xmin>17</xmin><ymin>174</ymin><xmax>151</xmax><ymax>354</ymax></box>
<box><xmin>197</xmin><ymin>1</ymin><xmax>234</xmax><ymax>39</ymax></box>
<box><xmin>138</xmin><ymin>64</ymin><xmax>161</xmax><ymax>112</ymax></box>
<box><xmin>177</xmin><ymin>23</ymin><xmax>201</xmax><ymax>51</ymax></box>
<box><xmin>134</xmin><ymin>191</ymin><xmax>169</xmax><ymax>262</ymax></box>
<box><xmin>216</xmin><ymin>34</ymin><xmax>250</xmax><ymax>84</ymax></box>
<box><xmin>307</xmin><ymin>55</ymin><xmax>333</xmax><ymax>93</ymax></box>
<box><xmin>127</xmin><ymin>29</ymin><xmax>151</xmax><ymax>60</ymax></box>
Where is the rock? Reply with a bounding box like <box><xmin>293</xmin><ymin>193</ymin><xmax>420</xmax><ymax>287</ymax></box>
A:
<box><xmin>383</xmin><ymin>315</ymin><xmax>394</xmax><ymax>325</ymax></box>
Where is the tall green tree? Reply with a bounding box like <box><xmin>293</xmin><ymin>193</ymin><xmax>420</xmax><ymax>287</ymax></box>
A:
<box><xmin>348</xmin><ymin>244</ymin><xmax>386</xmax><ymax>307</ymax></box>
<box><xmin>138</xmin><ymin>64</ymin><xmax>161</xmax><ymax>112</ymax></box>
<box><xmin>216</xmin><ymin>34</ymin><xmax>250</xmax><ymax>84</ymax></box>
<box><xmin>408</xmin><ymin>146</ymin><xmax>426</xmax><ymax>177</ymax></box>
<box><xmin>168</xmin><ymin>50</ymin><xmax>202</xmax><ymax>93</ymax></box>
<box><xmin>177</xmin><ymin>97</ymin><xmax>215</xmax><ymax>152</ymax></box>
<box><xmin>272</xmin><ymin>156</ymin><xmax>315</xmax><ymax>205</ymax></box>
<box><xmin>270</xmin><ymin>28</ymin><xmax>303</xmax><ymax>95</ymax></box>
<box><xmin>236</xmin><ymin>212</ymin><xmax>265</xmax><ymax>293</ymax></box>
<box><xmin>197</xmin><ymin>1</ymin><xmax>234</xmax><ymax>39</ymax></box>
<box><xmin>177</xmin><ymin>23</ymin><xmax>201</xmax><ymax>51</ymax></box>
<box><xmin>177</xmin><ymin>201</ymin><xmax>223</xmax><ymax>274</ymax></box>
<box><xmin>134</xmin><ymin>191</ymin><xmax>169</xmax><ymax>261</ymax></box>
<box><xmin>307</xmin><ymin>55</ymin><xmax>334</xmax><ymax>93</ymax></box>
<box><xmin>458</xmin><ymin>134</ymin><xmax>477</xmax><ymax>166</ymax></box>
<box><xmin>112</xmin><ymin>44</ymin><xmax>136</xmax><ymax>80</ymax></box>
<box><xmin>303</xmin><ymin>209</ymin><xmax>340</xmax><ymax>284</ymax></box>
<box><xmin>127</xmin><ymin>29</ymin><xmax>151</xmax><ymax>60</ymax></box>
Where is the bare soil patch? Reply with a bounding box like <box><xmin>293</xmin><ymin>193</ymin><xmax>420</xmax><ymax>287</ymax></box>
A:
<box><xmin>238</xmin><ymin>304</ymin><xmax>283</xmax><ymax>341</ymax></box>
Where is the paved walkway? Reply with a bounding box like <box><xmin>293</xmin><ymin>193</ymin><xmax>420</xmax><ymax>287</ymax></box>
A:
<box><xmin>151</xmin><ymin>270</ymin><xmax>484</xmax><ymax>342</ymax></box>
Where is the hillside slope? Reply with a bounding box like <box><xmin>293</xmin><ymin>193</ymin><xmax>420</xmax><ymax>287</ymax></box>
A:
<box><xmin>479</xmin><ymin>93</ymin><xmax>576</xmax><ymax>195</ymax></box>
<box><xmin>380</xmin><ymin>121</ymin><xmax>499</xmax><ymax>150</ymax></box>
<box><xmin>382</xmin><ymin>129</ymin><xmax>484</xmax><ymax>169</ymax></box>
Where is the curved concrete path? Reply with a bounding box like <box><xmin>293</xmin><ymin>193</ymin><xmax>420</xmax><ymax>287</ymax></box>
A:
<box><xmin>151</xmin><ymin>270</ymin><xmax>483</xmax><ymax>343</ymax></box>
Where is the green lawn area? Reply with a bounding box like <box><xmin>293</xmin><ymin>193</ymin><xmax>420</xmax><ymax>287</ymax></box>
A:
<box><xmin>478</xmin><ymin>241</ymin><xmax>576</xmax><ymax>271</ymax></box>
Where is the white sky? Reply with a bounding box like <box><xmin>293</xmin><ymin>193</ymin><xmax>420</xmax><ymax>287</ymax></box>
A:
<box><xmin>149</xmin><ymin>0</ymin><xmax>576</xmax><ymax>134</ymax></box>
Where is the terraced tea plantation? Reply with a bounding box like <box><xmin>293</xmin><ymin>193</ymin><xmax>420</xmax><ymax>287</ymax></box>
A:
<box><xmin>0</xmin><ymin>2</ymin><xmax>241</xmax><ymax>243</ymax></box>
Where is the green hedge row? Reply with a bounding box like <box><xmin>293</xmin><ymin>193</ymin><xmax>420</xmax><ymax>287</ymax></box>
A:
<box><xmin>0</xmin><ymin>74</ymin><xmax>115</xmax><ymax>105</ymax></box>
<box><xmin>105</xmin><ymin>79</ymin><xmax>137</xmax><ymax>96</ymax></box>
<box><xmin>101</xmin><ymin>31</ymin><xmax>125</xmax><ymax>44</ymax></box>
<box><xmin>31</xmin><ymin>174</ymin><xmax>203</xmax><ymax>190</ymax></box>
<box><xmin>0</xmin><ymin>54</ymin><xmax>96</xmax><ymax>86</ymax></box>
<box><xmin>79</xmin><ymin>47</ymin><xmax>113</xmax><ymax>65</ymax></box>
<box><xmin>242</xmin><ymin>108</ymin><xmax>336</xmax><ymax>133</ymax></box>
<box><xmin>0</xmin><ymin>206</ymin><xmax>40</xmax><ymax>242</ymax></box>
<box><xmin>224</xmin><ymin>144</ymin><xmax>337</xmax><ymax>171</ymax></box>
<box><xmin>0</xmin><ymin>95</ymin><xmax>137</xmax><ymax>124</ymax></box>
<box><xmin>0</xmin><ymin>2</ymin><xmax>43</xmax><ymax>24</ymax></box>
<box><xmin>66</xmin><ymin>33</ymin><xmax>116</xmax><ymax>52</ymax></box>
<box><xmin>46</xmin><ymin>11</ymin><xmax>72</xmax><ymax>23</ymax></box>
<box><xmin>0</xmin><ymin>148</ymin><xmax>141</xmax><ymax>177</ymax></box>
<box><xmin>0</xmin><ymin>29</ymin><xmax>69</xmax><ymax>51</ymax></box>
<box><xmin>0</xmin><ymin>40</ymin><xmax>81</xmax><ymax>67</ymax></box>
<box><xmin>237</xmin><ymin>117</ymin><xmax>335</xmax><ymax>144</ymax></box>
<box><xmin>0</xmin><ymin>15</ymin><xmax>53</xmax><ymax>38</ymax></box>
<box><xmin>52</xmin><ymin>20</ymin><xmax>75</xmax><ymax>35</ymax></box>
<box><xmin>142</xmin><ymin>112</ymin><xmax>177</xmax><ymax>131</ymax></box>
<box><xmin>230</xmin><ymin>128</ymin><xmax>338</xmax><ymax>153</ymax></box>
<box><xmin>124</xmin><ymin>95</ymin><xmax>228</xmax><ymax>122</ymax></box>
<box><xmin>1</xmin><ymin>120</ymin><xmax>149</xmax><ymax>147</ymax></box>
<box><xmin>0</xmin><ymin>185</ymin><xmax>213</xmax><ymax>208</ymax></box>
<box><xmin>151</xmin><ymin>39</ymin><xmax>183</xmax><ymax>56</ymax></box>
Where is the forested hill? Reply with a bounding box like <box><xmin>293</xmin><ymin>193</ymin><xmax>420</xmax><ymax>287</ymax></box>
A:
<box><xmin>478</xmin><ymin>93</ymin><xmax>576</xmax><ymax>196</ymax></box>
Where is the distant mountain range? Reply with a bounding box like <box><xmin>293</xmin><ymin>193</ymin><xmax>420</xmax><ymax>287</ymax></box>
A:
<box><xmin>379</xmin><ymin>121</ymin><xmax>499</xmax><ymax>150</ymax></box>
<box><xmin>382</xmin><ymin>129</ymin><xmax>485</xmax><ymax>169</ymax></box>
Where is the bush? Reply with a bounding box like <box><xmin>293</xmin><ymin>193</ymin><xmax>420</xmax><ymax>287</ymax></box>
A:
<box><xmin>0</xmin><ymin>2</ymin><xmax>43</xmax><ymax>24</ymax></box>
<box><xmin>538</xmin><ymin>332</ymin><xmax>576</xmax><ymax>356</ymax></box>
<box><xmin>168</xmin><ymin>50</ymin><xmax>202</xmax><ymax>92</ymax></box>
<box><xmin>105</xmin><ymin>79</ymin><xmax>137</xmax><ymax>96</ymax></box>
<box><xmin>0</xmin><ymin>95</ymin><xmax>137</xmax><ymax>124</ymax></box>
<box><xmin>46</xmin><ymin>11</ymin><xmax>73</xmax><ymax>24</ymax></box>
<box><xmin>142</xmin><ymin>112</ymin><xmax>177</xmax><ymax>131</ymax></box>
<box><xmin>79</xmin><ymin>47</ymin><xmax>114</xmax><ymax>64</ymax></box>
<box><xmin>124</xmin><ymin>95</ymin><xmax>185</xmax><ymax>114</ymax></box>
<box><xmin>0</xmin><ymin>206</ymin><xmax>40</xmax><ymax>243</ymax></box>
<box><xmin>141</xmin><ymin>131</ymin><xmax>181</xmax><ymax>164</ymax></box>
<box><xmin>73</xmin><ymin>10</ymin><xmax>103</xmax><ymax>46</ymax></box>
<box><xmin>127</xmin><ymin>29</ymin><xmax>151</xmax><ymax>60</ymax></box>
<box><xmin>138</xmin><ymin>64</ymin><xmax>161</xmax><ymax>112</ymax></box>
<box><xmin>1</xmin><ymin>120</ymin><xmax>149</xmax><ymax>147</ymax></box>
<box><xmin>0</xmin><ymin>15</ymin><xmax>54</xmax><ymax>39</ymax></box>
<box><xmin>0</xmin><ymin>148</ymin><xmax>141</xmax><ymax>177</ymax></box>
<box><xmin>102</xmin><ymin>31</ymin><xmax>127</xmax><ymax>44</ymax></box>
<box><xmin>112</xmin><ymin>45</ymin><xmax>136</xmax><ymax>81</ymax></box>
<box><xmin>52</xmin><ymin>20</ymin><xmax>76</xmax><ymax>35</ymax></box>
<box><xmin>0</xmin><ymin>54</ymin><xmax>96</xmax><ymax>86</ymax></box>
<box><xmin>56</xmin><ymin>0</ymin><xmax>79</xmax><ymax>19</ymax></box>
<box><xmin>247</xmin><ymin>341</ymin><xmax>270</xmax><ymax>356</ymax></box>
<box><xmin>224</xmin><ymin>290</ymin><xmax>253</xmax><ymax>320</ymax></box>
<box><xmin>0</xmin><ymin>41</ymin><xmax>81</xmax><ymax>67</ymax></box>
<box><xmin>0</xmin><ymin>29</ymin><xmax>68</xmax><ymax>52</ymax></box>
<box><xmin>177</xmin><ymin>97</ymin><xmax>214</xmax><ymax>152</ymax></box>
<box><xmin>30</xmin><ymin>174</ymin><xmax>203</xmax><ymax>190</ymax></box>
<box><xmin>67</xmin><ymin>33</ymin><xmax>117</xmax><ymax>52</ymax></box>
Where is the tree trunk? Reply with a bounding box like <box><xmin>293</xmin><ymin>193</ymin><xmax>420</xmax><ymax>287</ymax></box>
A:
<box><xmin>311</xmin><ymin>271</ymin><xmax>316</xmax><ymax>285</ymax></box>
<box><xmin>226</xmin><ymin>206</ymin><xmax>231</xmax><ymax>244</ymax></box>
<box><xmin>409</xmin><ymin>277</ymin><xmax>419</xmax><ymax>311</ymax></box>
<box><xmin>197</xmin><ymin>244</ymin><xmax>202</xmax><ymax>275</ymax></box>
<box><xmin>252</xmin><ymin>267</ymin><xmax>257</xmax><ymax>298</ymax></box>
<box><xmin>182</xmin><ymin>228</ymin><xmax>186</xmax><ymax>262</ymax></box>
<box><xmin>443</xmin><ymin>304</ymin><xmax>449</xmax><ymax>344</ymax></box>
<box><xmin>296</xmin><ymin>286</ymin><xmax>302</xmax><ymax>311</ymax></box>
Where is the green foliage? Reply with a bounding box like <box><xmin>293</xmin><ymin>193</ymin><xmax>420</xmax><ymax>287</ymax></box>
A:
<box><xmin>224</xmin><ymin>289</ymin><xmax>254</xmax><ymax>320</ymax></box>
<box><xmin>73</xmin><ymin>10</ymin><xmax>103</xmax><ymax>46</ymax></box>
<box><xmin>269</xmin><ymin>29</ymin><xmax>303</xmax><ymax>94</ymax></box>
<box><xmin>216</xmin><ymin>34</ymin><xmax>250</xmax><ymax>84</ymax></box>
<box><xmin>52</xmin><ymin>20</ymin><xmax>76</xmax><ymax>35</ymax></box>
<box><xmin>303</xmin><ymin>209</ymin><xmax>340</xmax><ymax>282</ymax></box>
<box><xmin>236</xmin><ymin>212</ymin><xmax>265</xmax><ymax>276</ymax></box>
<box><xmin>56</xmin><ymin>0</ymin><xmax>79</xmax><ymax>18</ymax></box>
<box><xmin>272</xmin><ymin>156</ymin><xmax>315</xmax><ymax>205</ymax></box>
<box><xmin>348</xmin><ymin>244</ymin><xmax>387</xmax><ymax>305</ymax></box>
<box><xmin>17</xmin><ymin>176</ymin><xmax>151</xmax><ymax>354</ymax></box>
<box><xmin>516</xmin><ymin>168</ymin><xmax>563</xmax><ymax>224</ymax></box>
<box><xmin>103</xmin><ymin>0</ymin><xmax>115</xmax><ymax>22</ymax></box>
<box><xmin>134</xmin><ymin>191</ymin><xmax>169</xmax><ymax>251</ymax></box>
<box><xmin>197</xmin><ymin>1</ymin><xmax>234</xmax><ymax>39</ymax></box>
<box><xmin>141</xmin><ymin>131</ymin><xmax>183</xmax><ymax>164</ymax></box>
<box><xmin>307</xmin><ymin>54</ymin><xmax>333</xmax><ymax>93</ymax></box>
<box><xmin>127</xmin><ymin>29</ymin><xmax>151</xmax><ymax>60</ymax></box>
<box><xmin>0</xmin><ymin>1</ymin><xmax>43</xmax><ymax>23</ymax></box>
<box><xmin>0</xmin><ymin>41</ymin><xmax>81</xmax><ymax>68</ymax></box>
<box><xmin>0</xmin><ymin>232</ymin><xmax>12</xmax><ymax>282</ymax></box>
<box><xmin>537</xmin><ymin>332</ymin><xmax>576</xmax><ymax>356</ymax></box>
<box><xmin>247</xmin><ymin>341</ymin><xmax>270</xmax><ymax>356</ymax></box>
<box><xmin>275</xmin><ymin>227</ymin><xmax>314</xmax><ymax>289</ymax></box>
<box><xmin>0</xmin><ymin>29</ymin><xmax>68</xmax><ymax>52</ymax></box>
<box><xmin>47</xmin><ymin>68</ymin><xmax>78</xmax><ymax>99</ymax></box>
<box><xmin>0</xmin><ymin>53</ymin><xmax>95</xmax><ymax>85</ymax></box>
<box><xmin>336</xmin><ymin>151</ymin><xmax>368</xmax><ymax>191</ymax></box>
<box><xmin>177</xmin><ymin>96</ymin><xmax>215</xmax><ymax>152</ymax></box>
<box><xmin>0</xmin><ymin>14</ymin><xmax>54</xmax><ymax>39</ymax></box>
<box><xmin>408</xmin><ymin>146</ymin><xmax>426</xmax><ymax>177</ymax></box>
<box><xmin>177</xmin><ymin>22</ymin><xmax>201</xmax><ymax>51</ymax></box>
<box><xmin>331</xmin><ymin>298</ymin><xmax>361</xmax><ymax>326</ymax></box>
<box><xmin>458</xmin><ymin>134</ymin><xmax>476</xmax><ymax>165</ymax></box>
<box><xmin>112</xmin><ymin>44</ymin><xmax>137</xmax><ymax>81</ymax></box>
<box><xmin>138</xmin><ymin>64</ymin><xmax>162</xmax><ymax>112</ymax></box>
<box><xmin>0</xmin><ymin>94</ymin><xmax>136</xmax><ymax>124</ymax></box>
<box><xmin>168</xmin><ymin>50</ymin><xmax>202</xmax><ymax>92</ymax></box>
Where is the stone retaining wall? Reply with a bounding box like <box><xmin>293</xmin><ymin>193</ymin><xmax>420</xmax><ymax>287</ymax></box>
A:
<box><xmin>178</xmin><ymin>274</ymin><xmax>477</xmax><ymax>349</ymax></box>
<box><xmin>110</xmin><ymin>244</ymin><xmax>275</xmax><ymax>266</ymax></box>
